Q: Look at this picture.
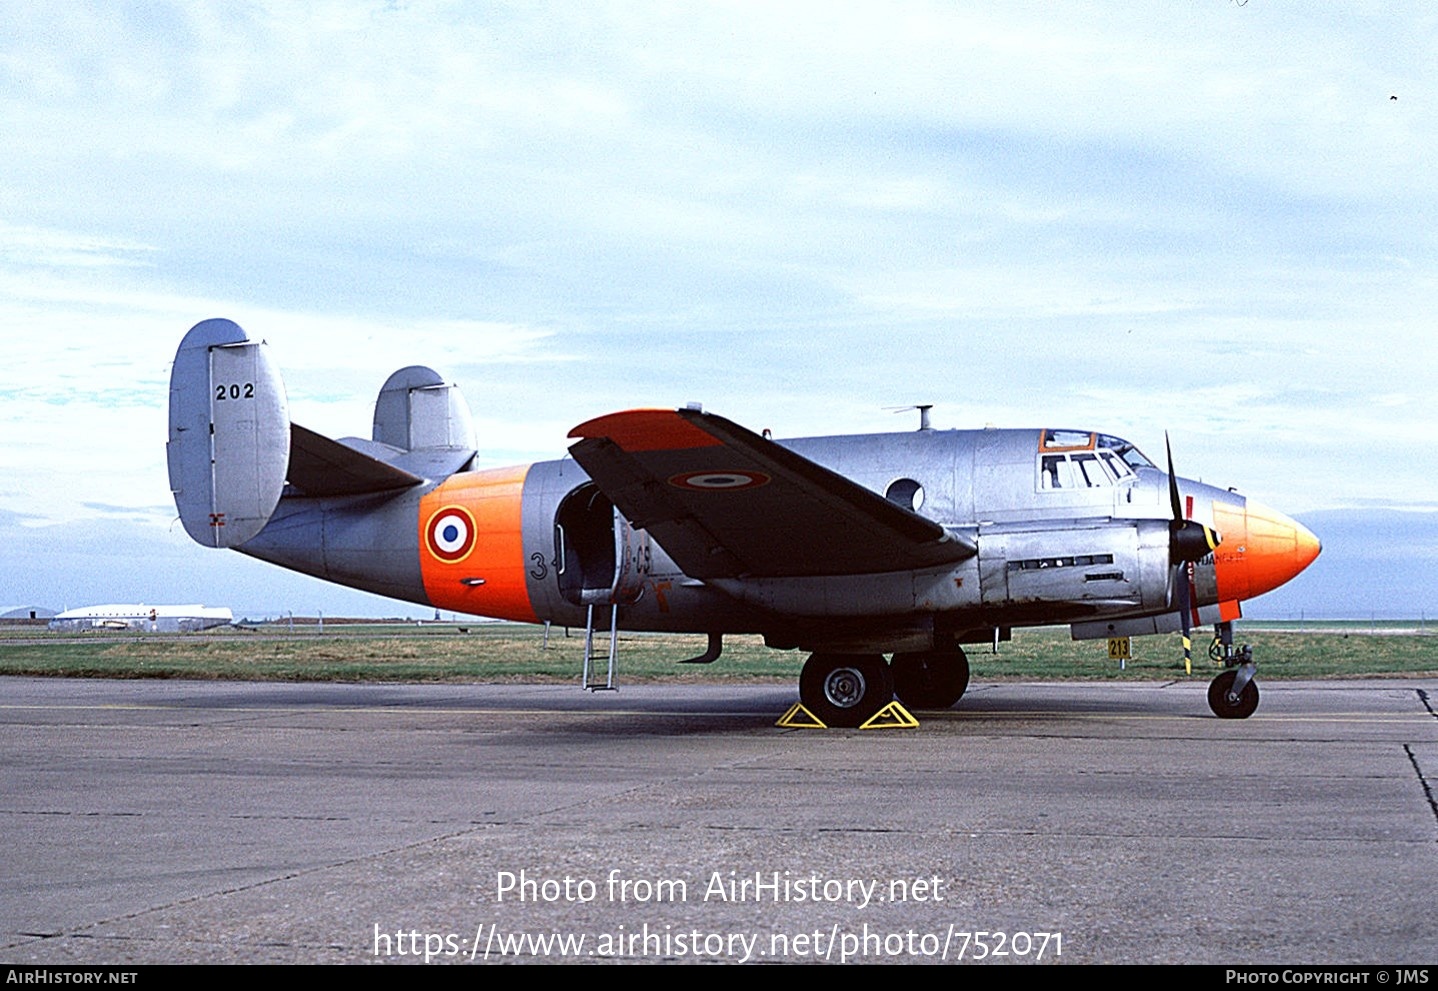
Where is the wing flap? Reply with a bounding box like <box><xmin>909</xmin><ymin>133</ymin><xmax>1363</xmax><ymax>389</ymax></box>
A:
<box><xmin>567</xmin><ymin>408</ymin><xmax>975</xmax><ymax>579</ymax></box>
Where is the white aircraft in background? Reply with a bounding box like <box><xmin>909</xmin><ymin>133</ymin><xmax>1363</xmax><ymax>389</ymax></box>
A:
<box><xmin>49</xmin><ymin>604</ymin><xmax>233</xmax><ymax>633</ymax></box>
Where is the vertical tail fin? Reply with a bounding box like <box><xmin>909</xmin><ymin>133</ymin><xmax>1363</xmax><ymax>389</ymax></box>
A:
<box><xmin>167</xmin><ymin>319</ymin><xmax>290</xmax><ymax>547</ymax></box>
<box><xmin>372</xmin><ymin>365</ymin><xmax>476</xmax><ymax>452</ymax></box>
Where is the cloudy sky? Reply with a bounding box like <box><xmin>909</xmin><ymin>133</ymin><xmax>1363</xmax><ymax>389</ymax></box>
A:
<box><xmin>1</xmin><ymin>1</ymin><xmax>1434</xmax><ymax>619</ymax></box>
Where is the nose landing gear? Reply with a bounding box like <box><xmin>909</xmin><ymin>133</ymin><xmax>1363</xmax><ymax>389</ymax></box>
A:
<box><xmin>1207</xmin><ymin>622</ymin><xmax>1259</xmax><ymax>719</ymax></box>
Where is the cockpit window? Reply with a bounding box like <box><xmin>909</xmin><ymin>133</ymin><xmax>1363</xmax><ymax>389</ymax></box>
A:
<box><xmin>1042</xmin><ymin>452</ymin><xmax>1112</xmax><ymax>489</ymax></box>
<box><xmin>1096</xmin><ymin>433</ymin><xmax>1154</xmax><ymax>470</ymax></box>
<box><xmin>1099</xmin><ymin>450</ymin><xmax>1133</xmax><ymax>479</ymax></box>
<box><xmin>1040</xmin><ymin>455</ymin><xmax>1074</xmax><ymax>489</ymax></box>
<box><xmin>1038</xmin><ymin>431</ymin><xmax>1147</xmax><ymax>491</ymax></box>
<box><xmin>1071</xmin><ymin>453</ymin><xmax>1108</xmax><ymax>486</ymax></box>
<box><xmin>1040</xmin><ymin>429</ymin><xmax>1095</xmax><ymax>452</ymax></box>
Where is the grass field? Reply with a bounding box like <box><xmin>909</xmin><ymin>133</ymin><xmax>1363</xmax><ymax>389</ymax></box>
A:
<box><xmin>2</xmin><ymin>620</ymin><xmax>1435</xmax><ymax>683</ymax></box>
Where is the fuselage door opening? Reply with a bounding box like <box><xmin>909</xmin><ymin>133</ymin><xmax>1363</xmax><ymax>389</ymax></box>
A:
<box><xmin>554</xmin><ymin>482</ymin><xmax>650</xmax><ymax>607</ymax></box>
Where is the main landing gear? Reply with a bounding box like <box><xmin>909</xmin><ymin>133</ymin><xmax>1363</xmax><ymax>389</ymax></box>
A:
<box><xmin>891</xmin><ymin>648</ymin><xmax>970</xmax><ymax>711</ymax></box>
<box><xmin>799</xmin><ymin>646</ymin><xmax>970</xmax><ymax>727</ymax></box>
<box><xmin>1207</xmin><ymin>622</ymin><xmax>1259</xmax><ymax>719</ymax></box>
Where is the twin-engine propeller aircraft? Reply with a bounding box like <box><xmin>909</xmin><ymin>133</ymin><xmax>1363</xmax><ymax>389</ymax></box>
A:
<box><xmin>168</xmin><ymin>319</ymin><xmax>1320</xmax><ymax>726</ymax></box>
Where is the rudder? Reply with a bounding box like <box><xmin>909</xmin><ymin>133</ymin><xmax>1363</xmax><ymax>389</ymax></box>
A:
<box><xmin>167</xmin><ymin>319</ymin><xmax>290</xmax><ymax>547</ymax></box>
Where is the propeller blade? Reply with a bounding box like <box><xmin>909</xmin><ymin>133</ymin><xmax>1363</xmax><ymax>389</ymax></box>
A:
<box><xmin>1165</xmin><ymin>431</ymin><xmax>1223</xmax><ymax>564</ymax></box>
<box><xmin>1166</xmin><ymin>432</ymin><xmax>1206</xmax><ymax>675</ymax></box>
<box><xmin>1165</xmin><ymin>431</ymin><xmax>1183</xmax><ymax>523</ymax></box>
<box><xmin>1177</xmin><ymin>562</ymin><xmax>1193</xmax><ymax>676</ymax></box>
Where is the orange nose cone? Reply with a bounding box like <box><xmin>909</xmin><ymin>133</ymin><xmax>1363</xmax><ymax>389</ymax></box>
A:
<box><xmin>1213</xmin><ymin>499</ymin><xmax>1321</xmax><ymax>603</ymax></box>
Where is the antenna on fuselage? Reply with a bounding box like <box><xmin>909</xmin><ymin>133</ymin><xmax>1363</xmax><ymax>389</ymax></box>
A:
<box><xmin>886</xmin><ymin>404</ymin><xmax>934</xmax><ymax>431</ymax></box>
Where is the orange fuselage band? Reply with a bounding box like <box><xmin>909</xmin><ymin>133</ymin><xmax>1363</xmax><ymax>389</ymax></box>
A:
<box><xmin>419</xmin><ymin>464</ymin><xmax>537</xmax><ymax>622</ymax></box>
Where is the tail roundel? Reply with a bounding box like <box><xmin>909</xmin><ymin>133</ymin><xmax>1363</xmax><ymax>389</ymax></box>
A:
<box><xmin>167</xmin><ymin>319</ymin><xmax>290</xmax><ymax>548</ymax></box>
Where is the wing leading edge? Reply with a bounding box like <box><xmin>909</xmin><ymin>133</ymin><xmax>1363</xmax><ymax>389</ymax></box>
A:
<box><xmin>567</xmin><ymin>408</ymin><xmax>976</xmax><ymax>579</ymax></box>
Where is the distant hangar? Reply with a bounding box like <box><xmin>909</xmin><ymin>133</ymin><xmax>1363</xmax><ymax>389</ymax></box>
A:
<box><xmin>1</xmin><ymin>606</ymin><xmax>57</xmax><ymax>621</ymax></box>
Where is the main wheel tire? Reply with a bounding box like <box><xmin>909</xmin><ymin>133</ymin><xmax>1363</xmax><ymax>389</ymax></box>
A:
<box><xmin>1208</xmin><ymin>669</ymin><xmax>1259</xmax><ymax>719</ymax></box>
<box><xmin>891</xmin><ymin>648</ymin><xmax>970</xmax><ymax>710</ymax></box>
<box><xmin>799</xmin><ymin>653</ymin><xmax>893</xmax><ymax>728</ymax></box>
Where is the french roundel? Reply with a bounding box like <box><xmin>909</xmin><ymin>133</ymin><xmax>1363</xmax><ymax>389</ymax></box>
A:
<box><xmin>425</xmin><ymin>506</ymin><xmax>477</xmax><ymax>563</ymax></box>
<box><xmin>668</xmin><ymin>470</ymin><xmax>771</xmax><ymax>491</ymax></box>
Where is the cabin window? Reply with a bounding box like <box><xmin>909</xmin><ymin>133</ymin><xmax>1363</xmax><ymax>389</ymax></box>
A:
<box><xmin>885</xmin><ymin>477</ymin><xmax>925</xmax><ymax>512</ymax></box>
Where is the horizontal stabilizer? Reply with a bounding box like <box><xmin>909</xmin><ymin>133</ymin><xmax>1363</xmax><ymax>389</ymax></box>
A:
<box><xmin>568</xmin><ymin>408</ymin><xmax>976</xmax><ymax>579</ymax></box>
<box><xmin>167</xmin><ymin>319</ymin><xmax>290</xmax><ymax>547</ymax></box>
<box><xmin>287</xmin><ymin>424</ymin><xmax>424</xmax><ymax>497</ymax></box>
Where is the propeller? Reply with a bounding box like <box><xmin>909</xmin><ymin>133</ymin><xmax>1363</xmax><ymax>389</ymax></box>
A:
<box><xmin>1166</xmin><ymin>433</ymin><xmax>1221</xmax><ymax>674</ymax></box>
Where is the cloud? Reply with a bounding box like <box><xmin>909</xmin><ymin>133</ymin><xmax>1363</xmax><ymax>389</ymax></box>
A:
<box><xmin>0</xmin><ymin>2</ymin><xmax>1434</xmax><ymax>615</ymax></box>
<box><xmin>0</xmin><ymin>223</ymin><xmax>157</xmax><ymax>269</ymax></box>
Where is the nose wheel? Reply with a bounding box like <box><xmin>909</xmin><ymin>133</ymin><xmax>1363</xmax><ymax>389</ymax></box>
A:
<box><xmin>1207</xmin><ymin>625</ymin><xmax>1259</xmax><ymax>719</ymax></box>
<box><xmin>1208</xmin><ymin>666</ymin><xmax>1258</xmax><ymax>718</ymax></box>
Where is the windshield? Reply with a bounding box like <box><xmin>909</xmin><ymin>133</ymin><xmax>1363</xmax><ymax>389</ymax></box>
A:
<box><xmin>1096</xmin><ymin>433</ymin><xmax>1154</xmax><ymax>471</ymax></box>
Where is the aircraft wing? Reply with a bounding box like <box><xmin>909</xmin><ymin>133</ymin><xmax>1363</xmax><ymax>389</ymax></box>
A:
<box><xmin>567</xmin><ymin>408</ymin><xmax>976</xmax><ymax>579</ymax></box>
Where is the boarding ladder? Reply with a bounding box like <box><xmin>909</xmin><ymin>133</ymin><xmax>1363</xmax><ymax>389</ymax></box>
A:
<box><xmin>581</xmin><ymin>601</ymin><xmax>620</xmax><ymax>692</ymax></box>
